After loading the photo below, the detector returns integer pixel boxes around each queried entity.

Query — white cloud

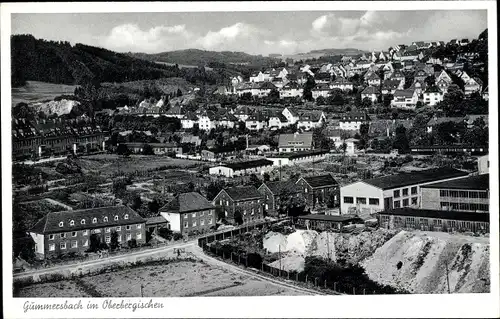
[101,23,193,52]
[98,11,487,55]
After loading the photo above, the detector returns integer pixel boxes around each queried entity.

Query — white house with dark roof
[423,86,444,106]
[296,111,326,131]
[339,112,371,131]
[391,89,419,109]
[279,82,303,98]
[159,192,216,234]
[330,77,354,91]
[340,167,469,217]
[282,107,300,124]
[268,114,289,130]
[361,86,379,103]
[209,159,274,177]
[312,83,332,99]
[278,132,313,152]
[29,206,146,258]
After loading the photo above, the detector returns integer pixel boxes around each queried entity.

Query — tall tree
[303,75,316,101]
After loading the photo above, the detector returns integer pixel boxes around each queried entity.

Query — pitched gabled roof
[259,82,277,90]
[259,180,299,196]
[363,167,469,190]
[379,208,489,222]
[427,116,465,126]
[366,72,380,80]
[160,192,214,214]
[424,85,442,94]
[421,174,489,190]
[382,79,402,90]
[278,132,313,148]
[361,86,379,95]
[299,174,339,188]
[30,206,145,234]
[393,89,416,98]
[221,159,274,171]
[224,186,263,201]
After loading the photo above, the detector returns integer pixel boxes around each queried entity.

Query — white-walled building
[423,86,444,106]
[478,154,489,175]
[282,107,300,124]
[361,86,379,103]
[340,167,469,217]
[391,89,419,109]
[280,82,303,98]
[209,159,274,177]
[339,112,371,131]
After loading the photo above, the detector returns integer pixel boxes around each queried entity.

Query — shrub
[172,233,183,241]
[128,239,137,248]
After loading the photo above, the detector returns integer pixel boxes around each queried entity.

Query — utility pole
[140,284,144,297]
[445,263,451,294]
[326,231,330,261]
[279,244,282,274]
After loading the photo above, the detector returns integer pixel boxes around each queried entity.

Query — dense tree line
[11,35,232,87]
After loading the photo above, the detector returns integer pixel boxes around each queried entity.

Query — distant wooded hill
[129,49,278,67]
[10,35,231,87]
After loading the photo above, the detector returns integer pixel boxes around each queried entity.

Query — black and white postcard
[1,1,498,318]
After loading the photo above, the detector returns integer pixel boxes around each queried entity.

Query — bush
[158,227,173,240]
[128,239,137,248]
[172,233,183,241]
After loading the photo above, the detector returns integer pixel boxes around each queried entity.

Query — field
[75,154,206,177]
[15,260,303,297]
[11,81,77,106]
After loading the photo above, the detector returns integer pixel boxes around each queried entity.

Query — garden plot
[16,260,303,297]
[15,281,91,298]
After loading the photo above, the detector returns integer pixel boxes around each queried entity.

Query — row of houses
[176,106,326,132]
[12,118,108,160]
[28,158,490,258]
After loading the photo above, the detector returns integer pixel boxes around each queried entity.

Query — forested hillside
[131,49,278,67]
[11,35,231,87]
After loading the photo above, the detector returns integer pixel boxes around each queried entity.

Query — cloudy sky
[12,10,487,55]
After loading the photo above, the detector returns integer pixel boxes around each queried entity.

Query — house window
[403,199,409,207]
[208,211,213,216]
[105,236,111,244]
[369,198,379,205]
[137,224,142,229]
[251,209,255,215]
[208,219,212,225]
[343,196,354,204]
[117,236,122,243]
[394,200,401,208]
[126,225,131,231]
[411,197,418,205]
[184,214,188,219]
[105,228,111,233]
[92,218,97,224]
[137,233,142,240]
[304,188,308,193]
[226,200,229,206]
[70,220,75,226]
[82,230,88,236]
[49,243,55,251]
[393,190,400,198]
[114,215,119,221]
[81,219,86,225]
[116,226,121,231]
[192,212,196,218]
[192,221,197,227]
[200,211,204,216]
[71,241,78,248]
[82,239,88,247]
[49,234,55,240]
[59,221,64,227]
[104,217,108,222]
[411,187,417,195]
[124,214,129,220]
[184,222,189,228]
[60,233,66,239]
[72,231,77,237]
[402,188,408,196]
[356,197,367,205]
[60,242,67,250]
